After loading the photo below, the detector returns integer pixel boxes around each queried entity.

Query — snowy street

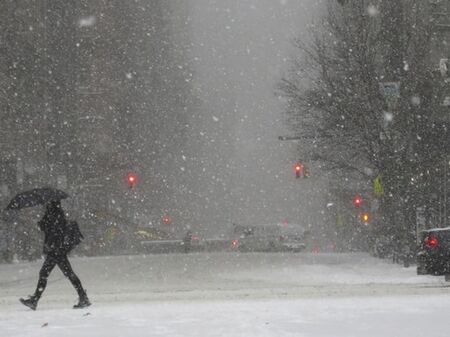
[1,252,450,337]
[2,0,450,336]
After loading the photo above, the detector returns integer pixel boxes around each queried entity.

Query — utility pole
[444,158,448,226]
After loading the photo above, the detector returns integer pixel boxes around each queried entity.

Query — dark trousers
[34,253,85,300]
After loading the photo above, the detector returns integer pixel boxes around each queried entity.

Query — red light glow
[127,173,137,187]
[312,246,320,254]
[425,235,439,248]
[353,195,362,207]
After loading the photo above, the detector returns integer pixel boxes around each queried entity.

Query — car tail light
[231,239,239,249]
[424,234,439,248]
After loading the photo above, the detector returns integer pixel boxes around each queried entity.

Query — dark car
[182,231,202,253]
[417,227,450,281]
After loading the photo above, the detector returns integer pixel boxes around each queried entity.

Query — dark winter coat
[37,201,67,255]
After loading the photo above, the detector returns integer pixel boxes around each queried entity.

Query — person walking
[19,200,91,310]
[183,230,193,253]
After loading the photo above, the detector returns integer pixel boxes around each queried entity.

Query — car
[416,227,450,280]
[278,224,309,252]
[182,231,202,253]
[230,223,308,252]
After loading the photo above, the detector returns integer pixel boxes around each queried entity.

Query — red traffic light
[127,173,137,188]
[353,195,362,207]
[294,163,303,178]
[162,215,172,225]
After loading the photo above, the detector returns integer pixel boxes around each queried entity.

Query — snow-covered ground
[1,252,450,336]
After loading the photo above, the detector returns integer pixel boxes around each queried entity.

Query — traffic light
[162,214,172,225]
[303,165,310,178]
[361,212,370,223]
[294,162,303,178]
[127,172,137,188]
[353,195,362,207]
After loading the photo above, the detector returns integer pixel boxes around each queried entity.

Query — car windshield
[1,1,450,336]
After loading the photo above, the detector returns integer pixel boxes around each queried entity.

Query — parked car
[278,224,309,252]
[231,223,308,252]
[417,227,450,281]
[182,231,202,253]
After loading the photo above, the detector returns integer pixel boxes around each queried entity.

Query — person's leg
[34,255,57,299]
[20,255,57,310]
[57,255,91,308]
[56,255,84,296]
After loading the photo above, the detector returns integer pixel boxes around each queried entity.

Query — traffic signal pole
[278,135,312,179]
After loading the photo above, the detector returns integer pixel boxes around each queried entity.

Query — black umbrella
[5,187,69,210]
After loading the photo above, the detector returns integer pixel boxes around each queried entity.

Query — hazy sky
[185,0,326,231]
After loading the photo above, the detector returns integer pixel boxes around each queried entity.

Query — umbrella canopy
[5,187,69,210]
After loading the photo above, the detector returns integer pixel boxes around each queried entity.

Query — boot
[20,296,38,311]
[73,291,91,309]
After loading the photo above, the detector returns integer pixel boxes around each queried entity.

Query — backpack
[63,220,84,252]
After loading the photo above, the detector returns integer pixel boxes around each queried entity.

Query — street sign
[373,175,384,197]
[380,82,400,110]
[380,82,400,98]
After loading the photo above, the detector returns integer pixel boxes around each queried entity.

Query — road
[1,252,450,336]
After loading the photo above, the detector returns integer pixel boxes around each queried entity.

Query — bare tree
[280,0,449,250]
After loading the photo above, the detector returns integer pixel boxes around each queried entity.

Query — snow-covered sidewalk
[1,252,450,336]
[2,296,450,337]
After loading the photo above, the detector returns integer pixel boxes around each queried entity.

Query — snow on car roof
[422,226,450,232]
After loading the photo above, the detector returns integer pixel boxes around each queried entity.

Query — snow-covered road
[1,252,450,336]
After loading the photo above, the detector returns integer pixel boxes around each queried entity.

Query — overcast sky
[184,0,326,231]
